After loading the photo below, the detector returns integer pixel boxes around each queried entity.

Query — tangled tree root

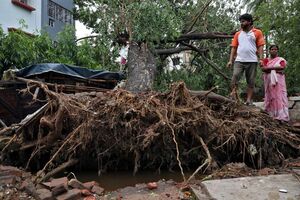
[1,80,300,183]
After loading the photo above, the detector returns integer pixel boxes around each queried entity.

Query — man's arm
[257,45,264,66]
[257,45,264,60]
[227,46,237,68]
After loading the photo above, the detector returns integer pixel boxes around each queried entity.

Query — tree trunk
[125,43,156,92]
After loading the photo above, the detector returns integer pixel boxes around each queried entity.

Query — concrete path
[200,174,300,200]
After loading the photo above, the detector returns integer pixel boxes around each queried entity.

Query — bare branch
[176,32,233,42]
[154,47,208,55]
[180,42,230,80]
[185,0,213,34]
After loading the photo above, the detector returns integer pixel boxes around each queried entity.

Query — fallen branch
[189,90,234,103]
[180,42,230,81]
[40,159,79,182]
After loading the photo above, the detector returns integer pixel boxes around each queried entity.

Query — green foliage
[74,0,246,92]
[154,1,238,94]
[74,0,186,73]
[76,39,101,69]
[0,24,112,76]
[0,27,5,63]
[53,25,77,64]
[1,30,36,69]
[74,0,182,43]
[125,1,182,42]
[248,0,300,94]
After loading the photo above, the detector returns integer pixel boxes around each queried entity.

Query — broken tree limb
[189,90,234,103]
[199,52,230,81]
[200,53,230,81]
[180,42,230,81]
[76,32,233,47]
[39,159,79,182]
[175,32,233,43]
[154,47,208,55]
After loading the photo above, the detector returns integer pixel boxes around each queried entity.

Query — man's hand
[227,61,233,68]
[259,59,264,67]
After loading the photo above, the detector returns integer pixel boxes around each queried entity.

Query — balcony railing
[11,0,35,12]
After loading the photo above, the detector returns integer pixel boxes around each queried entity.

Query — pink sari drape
[263,57,289,121]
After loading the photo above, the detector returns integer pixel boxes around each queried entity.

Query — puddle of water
[65,170,192,191]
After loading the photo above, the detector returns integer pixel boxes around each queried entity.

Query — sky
[75,20,92,39]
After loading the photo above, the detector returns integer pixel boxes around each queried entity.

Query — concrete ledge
[202,174,300,200]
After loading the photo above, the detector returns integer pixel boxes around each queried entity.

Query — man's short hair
[239,13,253,24]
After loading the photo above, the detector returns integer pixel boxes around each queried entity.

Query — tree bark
[125,43,157,92]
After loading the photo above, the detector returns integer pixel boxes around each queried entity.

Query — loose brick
[37,188,53,200]
[0,175,16,185]
[56,188,82,200]
[83,181,99,190]
[91,185,104,196]
[68,178,85,189]
[52,183,68,196]
[81,189,92,196]
[42,177,68,189]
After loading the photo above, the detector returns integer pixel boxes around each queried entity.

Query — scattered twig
[36,125,82,181]
[1,134,17,153]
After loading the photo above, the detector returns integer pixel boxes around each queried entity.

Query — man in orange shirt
[227,13,265,105]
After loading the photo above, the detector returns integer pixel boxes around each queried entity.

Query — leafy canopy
[247,0,300,94]
[0,25,107,75]
[74,0,197,43]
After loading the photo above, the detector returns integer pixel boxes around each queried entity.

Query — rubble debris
[146,182,158,190]
[0,165,106,200]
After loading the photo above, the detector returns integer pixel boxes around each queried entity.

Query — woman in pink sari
[261,45,289,121]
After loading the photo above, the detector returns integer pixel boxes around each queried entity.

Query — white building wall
[35,0,42,33]
[0,0,42,34]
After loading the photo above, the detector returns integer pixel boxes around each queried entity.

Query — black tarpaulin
[16,63,124,81]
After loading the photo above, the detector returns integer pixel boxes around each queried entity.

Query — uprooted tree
[74,0,239,92]
[1,80,300,183]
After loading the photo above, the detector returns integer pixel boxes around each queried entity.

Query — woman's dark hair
[269,44,279,50]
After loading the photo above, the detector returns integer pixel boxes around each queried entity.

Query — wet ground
[73,170,193,191]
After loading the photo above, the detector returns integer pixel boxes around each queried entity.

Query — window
[20,0,28,4]
[58,6,64,22]
[172,57,181,66]
[48,0,55,18]
[49,19,55,27]
[48,0,73,25]
[64,10,71,23]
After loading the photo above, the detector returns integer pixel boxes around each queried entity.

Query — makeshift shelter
[0,63,124,126]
